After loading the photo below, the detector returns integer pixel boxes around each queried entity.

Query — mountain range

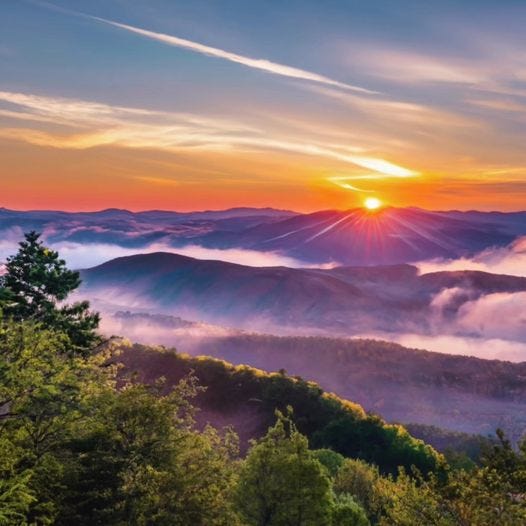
[80,252,526,335]
[2,206,526,265]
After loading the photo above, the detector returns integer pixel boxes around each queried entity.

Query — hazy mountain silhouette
[2,206,526,264]
[80,252,526,333]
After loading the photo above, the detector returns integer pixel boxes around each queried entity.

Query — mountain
[103,314,526,443]
[2,206,526,265]
[80,252,526,334]
[198,207,526,265]
[0,206,297,248]
[116,342,444,475]
[177,332,526,443]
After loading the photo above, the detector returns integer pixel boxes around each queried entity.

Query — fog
[0,236,324,269]
[357,332,526,362]
[417,236,526,277]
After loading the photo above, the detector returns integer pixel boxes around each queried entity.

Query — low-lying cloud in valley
[417,236,526,277]
[361,332,526,363]
[0,235,320,269]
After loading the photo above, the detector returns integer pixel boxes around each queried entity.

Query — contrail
[91,17,377,95]
[32,1,376,95]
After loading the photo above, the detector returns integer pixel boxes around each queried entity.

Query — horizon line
[1,204,525,215]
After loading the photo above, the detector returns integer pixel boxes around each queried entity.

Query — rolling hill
[115,342,445,475]
[80,252,526,334]
[106,314,526,444]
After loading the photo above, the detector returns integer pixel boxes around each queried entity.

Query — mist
[0,237,319,269]
[417,236,526,277]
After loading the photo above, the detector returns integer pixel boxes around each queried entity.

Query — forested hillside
[108,314,526,442]
[116,343,443,476]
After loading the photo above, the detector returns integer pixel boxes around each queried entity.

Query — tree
[0,316,113,524]
[379,470,457,526]
[314,416,443,476]
[331,494,369,526]
[0,231,100,354]
[235,410,333,526]
[57,379,240,526]
[313,449,345,477]
[334,459,386,523]
[0,438,35,525]
[444,430,526,525]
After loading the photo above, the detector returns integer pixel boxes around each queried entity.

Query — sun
[364,197,382,210]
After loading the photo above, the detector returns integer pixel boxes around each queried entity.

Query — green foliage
[331,494,370,526]
[443,429,526,525]
[0,317,114,523]
[123,346,445,476]
[313,449,345,477]
[377,435,526,526]
[235,410,334,526]
[0,317,239,525]
[379,470,457,526]
[0,231,100,354]
[0,317,108,459]
[333,459,385,522]
[0,438,35,526]
[57,382,240,526]
[313,416,442,476]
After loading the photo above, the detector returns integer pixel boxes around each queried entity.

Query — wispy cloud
[308,85,478,128]
[326,176,374,193]
[87,15,377,95]
[0,90,418,179]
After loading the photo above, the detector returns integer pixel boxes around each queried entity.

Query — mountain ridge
[80,251,526,341]
[2,206,526,265]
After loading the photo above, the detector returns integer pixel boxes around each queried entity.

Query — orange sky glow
[1,2,526,212]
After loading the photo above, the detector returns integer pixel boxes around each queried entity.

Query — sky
[1,0,526,212]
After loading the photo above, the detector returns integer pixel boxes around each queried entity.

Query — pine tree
[0,231,100,354]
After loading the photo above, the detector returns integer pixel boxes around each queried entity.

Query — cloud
[457,291,526,342]
[0,90,417,178]
[98,313,235,346]
[308,85,477,128]
[0,226,25,262]
[423,284,526,343]
[368,332,526,363]
[356,50,486,85]
[417,237,526,277]
[0,90,255,131]
[430,287,470,311]
[87,15,376,95]
[468,98,526,114]
[0,235,328,270]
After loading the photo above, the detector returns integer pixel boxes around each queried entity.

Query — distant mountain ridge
[204,206,526,265]
[2,206,525,265]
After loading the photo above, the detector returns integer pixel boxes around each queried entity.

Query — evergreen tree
[0,231,100,354]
